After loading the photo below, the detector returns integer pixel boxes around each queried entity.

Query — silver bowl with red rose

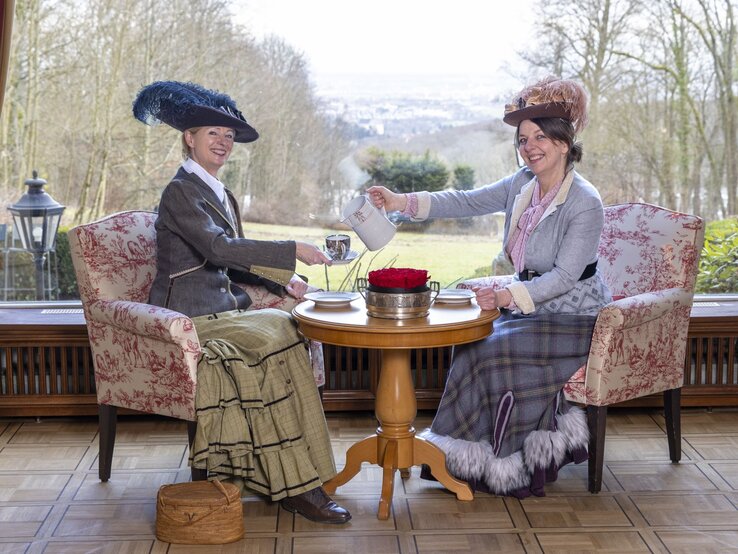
[356,277,440,319]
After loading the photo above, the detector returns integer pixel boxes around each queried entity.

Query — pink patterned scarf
[507,177,565,273]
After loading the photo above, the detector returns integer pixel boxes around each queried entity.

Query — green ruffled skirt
[190,309,336,500]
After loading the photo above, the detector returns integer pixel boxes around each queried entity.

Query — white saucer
[326,249,359,265]
[304,291,361,308]
[435,289,475,304]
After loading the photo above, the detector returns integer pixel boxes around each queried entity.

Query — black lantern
[7,170,66,300]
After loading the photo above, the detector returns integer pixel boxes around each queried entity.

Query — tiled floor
[1,408,738,553]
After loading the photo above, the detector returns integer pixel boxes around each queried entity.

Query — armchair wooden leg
[187,420,207,481]
[586,405,607,494]
[664,388,682,463]
[98,404,117,482]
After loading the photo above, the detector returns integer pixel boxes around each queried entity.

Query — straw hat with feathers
[503,76,589,134]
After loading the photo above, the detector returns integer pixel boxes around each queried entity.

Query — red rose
[368,268,429,289]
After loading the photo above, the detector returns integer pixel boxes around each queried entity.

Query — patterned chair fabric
[459,203,705,492]
[565,203,704,406]
[68,210,325,424]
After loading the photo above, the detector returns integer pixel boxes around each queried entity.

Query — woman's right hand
[366,186,407,212]
[296,242,332,266]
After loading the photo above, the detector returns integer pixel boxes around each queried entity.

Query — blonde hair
[181,127,201,159]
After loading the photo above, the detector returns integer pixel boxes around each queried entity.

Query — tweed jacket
[414,167,610,314]
[148,167,296,317]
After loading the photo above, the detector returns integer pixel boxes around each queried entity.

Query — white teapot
[341,195,396,251]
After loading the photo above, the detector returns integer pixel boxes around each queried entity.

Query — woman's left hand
[286,275,309,300]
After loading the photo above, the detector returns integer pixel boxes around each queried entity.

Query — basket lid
[158,480,240,506]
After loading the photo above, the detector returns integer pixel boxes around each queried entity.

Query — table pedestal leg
[324,348,473,519]
[323,435,378,495]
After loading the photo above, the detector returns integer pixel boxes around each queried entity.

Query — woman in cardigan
[132,81,350,524]
[368,76,612,497]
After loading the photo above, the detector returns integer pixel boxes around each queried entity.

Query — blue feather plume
[132,81,242,128]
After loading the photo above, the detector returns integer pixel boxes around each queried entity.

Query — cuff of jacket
[250,265,294,286]
[412,191,432,221]
[507,281,535,314]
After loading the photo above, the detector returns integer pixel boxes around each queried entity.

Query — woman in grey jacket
[132,81,350,524]
[368,76,612,498]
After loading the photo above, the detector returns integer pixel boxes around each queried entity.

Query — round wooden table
[293,297,499,520]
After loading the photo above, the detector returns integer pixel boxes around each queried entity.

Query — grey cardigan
[148,168,296,317]
[414,167,610,314]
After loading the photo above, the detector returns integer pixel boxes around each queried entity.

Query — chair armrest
[86,299,199,347]
[595,288,694,330]
[235,282,323,311]
[234,282,292,310]
[457,275,514,290]
[575,287,695,406]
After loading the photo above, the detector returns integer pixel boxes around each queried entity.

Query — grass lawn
[245,221,502,290]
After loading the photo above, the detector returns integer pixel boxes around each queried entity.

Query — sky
[232,0,535,81]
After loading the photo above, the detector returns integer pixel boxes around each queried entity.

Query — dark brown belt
[518,261,598,282]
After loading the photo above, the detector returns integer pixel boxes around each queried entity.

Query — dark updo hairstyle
[515,117,583,165]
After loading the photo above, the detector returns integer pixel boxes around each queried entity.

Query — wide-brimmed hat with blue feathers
[132,80,259,143]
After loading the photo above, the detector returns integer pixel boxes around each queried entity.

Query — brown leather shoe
[280,486,351,524]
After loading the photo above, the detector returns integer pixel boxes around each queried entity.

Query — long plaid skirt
[420,311,596,498]
[190,309,337,501]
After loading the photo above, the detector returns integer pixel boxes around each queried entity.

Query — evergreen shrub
[695,218,738,294]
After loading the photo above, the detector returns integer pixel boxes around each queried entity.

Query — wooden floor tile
[604,436,688,461]
[541,463,593,493]
[0,473,71,501]
[99,444,187,471]
[520,496,631,528]
[604,411,664,435]
[241,498,279,533]
[408,497,513,530]
[0,504,52,538]
[0,543,30,553]
[167,537,277,553]
[608,462,717,491]
[630,494,738,526]
[415,532,525,553]
[54,503,156,537]
[113,419,188,444]
[74,472,178,501]
[656,530,738,553]
[711,463,738,489]
[42,540,154,553]
[671,410,738,434]
[414,413,435,428]
[291,535,401,553]
[687,436,738,460]
[325,413,377,440]
[535,531,649,553]
[0,445,89,471]
[9,421,97,444]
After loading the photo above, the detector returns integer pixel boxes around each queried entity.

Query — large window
[0,0,735,299]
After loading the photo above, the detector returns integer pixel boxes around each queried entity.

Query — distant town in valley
[315,73,515,139]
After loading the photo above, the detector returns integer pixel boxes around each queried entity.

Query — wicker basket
[156,480,244,544]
